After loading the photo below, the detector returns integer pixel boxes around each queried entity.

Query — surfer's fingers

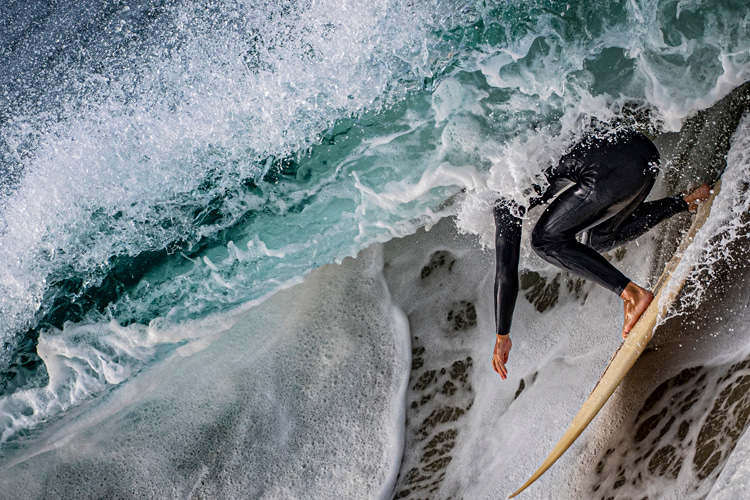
[492,357,508,379]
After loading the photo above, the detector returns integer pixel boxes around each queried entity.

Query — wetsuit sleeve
[587,195,689,253]
[494,200,523,337]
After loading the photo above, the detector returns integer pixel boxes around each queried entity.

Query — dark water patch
[519,269,593,313]
[635,407,669,444]
[694,369,750,480]
[420,250,456,280]
[411,346,425,371]
[591,357,750,497]
[514,370,540,400]
[446,301,477,331]
[648,445,680,478]
[413,370,437,392]
[520,270,561,312]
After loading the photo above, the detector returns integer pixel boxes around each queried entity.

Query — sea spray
[658,85,750,324]
[1,1,750,496]
[0,0,466,371]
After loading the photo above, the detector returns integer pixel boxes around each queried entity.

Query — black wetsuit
[494,131,689,337]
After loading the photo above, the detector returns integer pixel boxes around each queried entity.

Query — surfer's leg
[531,163,657,337]
[530,185,635,295]
[532,194,655,337]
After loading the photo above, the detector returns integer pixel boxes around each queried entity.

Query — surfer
[492,130,711,379]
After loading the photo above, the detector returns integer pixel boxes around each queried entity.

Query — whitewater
[1,0,750,498]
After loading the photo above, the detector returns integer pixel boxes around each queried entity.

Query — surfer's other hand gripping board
[509,181,721,498]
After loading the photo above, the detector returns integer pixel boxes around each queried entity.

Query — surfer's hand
[492,334,512,380]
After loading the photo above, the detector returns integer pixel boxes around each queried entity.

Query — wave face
[1,0,750,494]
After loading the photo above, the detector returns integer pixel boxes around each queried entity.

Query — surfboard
[509,181,722,498]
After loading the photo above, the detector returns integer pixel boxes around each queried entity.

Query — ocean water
[1,0,750,498]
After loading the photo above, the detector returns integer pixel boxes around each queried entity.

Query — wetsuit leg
[587,195,689,253]
[530,165,656,295]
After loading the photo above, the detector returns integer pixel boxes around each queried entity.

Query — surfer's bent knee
[529,226,565,264]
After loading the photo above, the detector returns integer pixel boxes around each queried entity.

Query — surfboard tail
[508,330,654,498]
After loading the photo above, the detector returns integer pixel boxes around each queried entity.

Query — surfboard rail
[509,181,721,498]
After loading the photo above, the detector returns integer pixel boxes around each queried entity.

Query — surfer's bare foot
[620,282,653,339]
[683,183,711,212]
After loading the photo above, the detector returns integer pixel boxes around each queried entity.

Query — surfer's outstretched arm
[492,200,523,379]
[586,183,711,253]
[586,195,689,252]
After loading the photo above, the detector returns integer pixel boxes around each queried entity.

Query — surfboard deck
[509,181,722,498]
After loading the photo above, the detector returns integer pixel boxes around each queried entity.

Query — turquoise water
[1,0,749,485]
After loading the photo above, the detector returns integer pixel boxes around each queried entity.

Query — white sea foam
[0,245,409,500]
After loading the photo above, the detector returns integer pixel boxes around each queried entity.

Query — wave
[1,0,750,489]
